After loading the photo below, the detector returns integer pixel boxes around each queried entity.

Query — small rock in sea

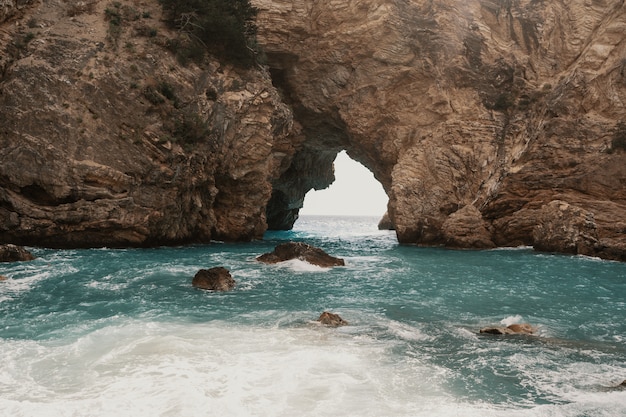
[0,275,8,281]
[317,311,348,327]
[257,242,345,268]
[192,267,235,291]
[0,244,35,263]
[479,323,536,335]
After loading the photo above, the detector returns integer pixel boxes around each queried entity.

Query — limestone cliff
[1,0,625,262]
[0,0,295,247]
[255,0,626,261]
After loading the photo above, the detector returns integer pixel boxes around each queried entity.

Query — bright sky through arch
[299,151,388,216]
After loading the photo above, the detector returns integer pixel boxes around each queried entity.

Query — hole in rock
[299,151,388,217]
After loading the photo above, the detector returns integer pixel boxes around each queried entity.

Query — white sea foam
[0,270,53,303]
[275,258,332,272]
[3,319,623,417]
[500,314,524,326]
[0,320,456,417]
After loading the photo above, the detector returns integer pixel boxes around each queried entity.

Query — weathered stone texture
[0,0,295,247]
[255,0,626,261]
[1,0,625,261]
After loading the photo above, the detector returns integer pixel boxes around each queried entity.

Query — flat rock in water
[317,311,348,327]
[0,244,35,262]
[257,242,344,268]
[480,323,536,335]
[192,267,235,291]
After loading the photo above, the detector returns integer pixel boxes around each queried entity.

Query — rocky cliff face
[0,0,295,247]
[255,0,626,261]
[1,0,625,261]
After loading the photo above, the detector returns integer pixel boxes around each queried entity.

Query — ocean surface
[1,215,625,417]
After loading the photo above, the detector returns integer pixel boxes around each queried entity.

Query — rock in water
[0,244,35,262]
[192,267,236,291]
[317,312,348,327]
[257,242,345,267]
[378,212,394,230]
[0,275,8,281]
[480,323,536,335]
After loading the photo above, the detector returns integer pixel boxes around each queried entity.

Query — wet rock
[0,244,35,262]
[378,212,394,230]
[480,323,536,335]
[0,275,8,281]
[441,205,495,249]
[257,242,345,267]
[533,200,598,257]
[192,267,235,291]
[317,312,348,327]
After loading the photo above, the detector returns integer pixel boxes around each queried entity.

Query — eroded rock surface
[255,0,626,261]
[192,267,236,291]
[0,0,295,247]
[0,244,35,262]
[317,311,348,327]
[257,242,345,267]
[1,0,625,261]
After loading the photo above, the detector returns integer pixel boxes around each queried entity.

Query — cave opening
[298,151,388,218]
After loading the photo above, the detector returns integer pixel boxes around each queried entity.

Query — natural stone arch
[256,0,626,261]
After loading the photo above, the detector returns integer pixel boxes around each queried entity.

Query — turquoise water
[1,215,625,416]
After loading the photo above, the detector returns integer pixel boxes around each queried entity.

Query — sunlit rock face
[255,0,626,261]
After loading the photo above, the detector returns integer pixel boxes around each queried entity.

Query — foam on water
[4,318,623,417]
[1,216,625,416]
[272,258,333,272]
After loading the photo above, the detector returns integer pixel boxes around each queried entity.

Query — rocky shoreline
[0,0,625,261]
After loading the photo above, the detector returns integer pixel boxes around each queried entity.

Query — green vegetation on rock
[159,0,259,67]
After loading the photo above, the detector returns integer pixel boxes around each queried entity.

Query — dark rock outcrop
[0,244,35,262]
[378,212,394,231]
[480,323,536,335]
[257,242,345,267]
[192,267,235,291]
[317,311,348,327]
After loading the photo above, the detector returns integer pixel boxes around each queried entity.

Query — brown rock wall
[255,0,626,261]
[0,0,295,247]
[1,0,625,261]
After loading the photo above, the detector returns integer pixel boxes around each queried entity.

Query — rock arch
[256,0,626,260]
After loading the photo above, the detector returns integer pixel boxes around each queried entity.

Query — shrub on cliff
[159,0,259,67]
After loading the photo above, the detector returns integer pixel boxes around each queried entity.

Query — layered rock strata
[255,0,626,261]
[1,0,625,262]
[0,0,295,247]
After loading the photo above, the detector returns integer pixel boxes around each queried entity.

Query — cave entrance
[299,151,388,218]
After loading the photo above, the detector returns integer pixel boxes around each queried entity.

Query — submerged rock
[0,244,35,263]
[317,312,348,327]
[256,242,345,267]
[192,267,236,292]
[479,323,536,335]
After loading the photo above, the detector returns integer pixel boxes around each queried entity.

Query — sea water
[1,215,625,417]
